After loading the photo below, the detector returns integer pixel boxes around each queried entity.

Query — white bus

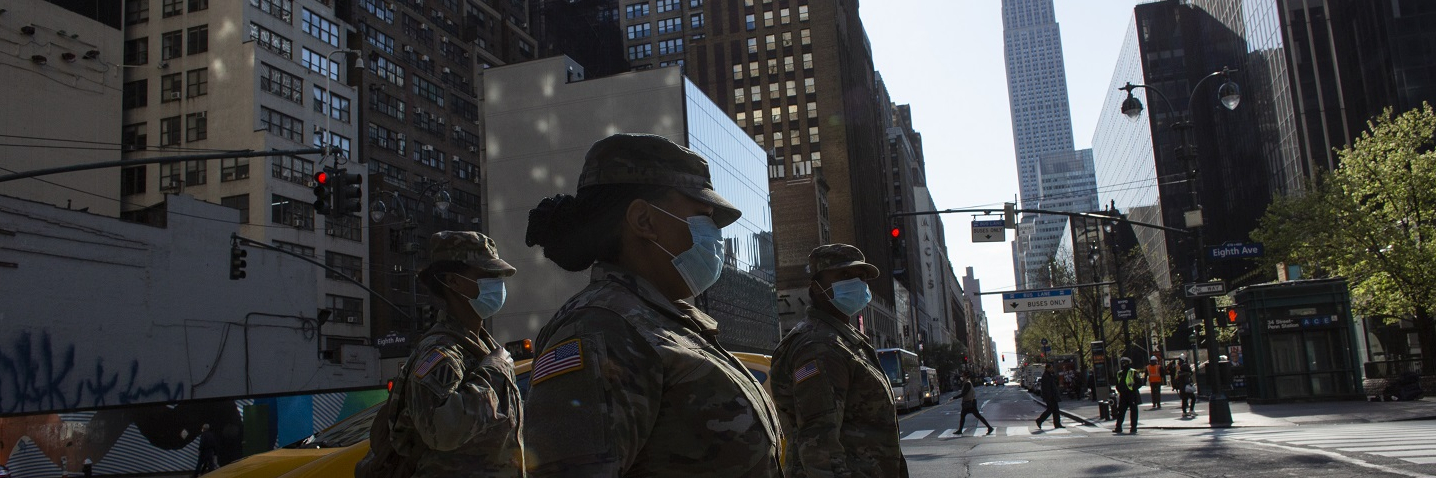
[877,348,922,411]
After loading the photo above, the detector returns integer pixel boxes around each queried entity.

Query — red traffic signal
[314,171,329,185]
[890,227,901,238]
[1226,308,1240,326]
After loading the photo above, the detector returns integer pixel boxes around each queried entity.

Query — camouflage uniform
[389,231,525,476]
[771,244,908,477]
[523,263,783,476]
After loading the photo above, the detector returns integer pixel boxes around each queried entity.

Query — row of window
[122,68,208,109]
[626,0,704,19]
[628,38,686,59]
[119,112,207,150]
[744,5,809,31]
[745,29,812,55]
[125,25,208,63]
[125,0,209,25]
[734,101,820,127]
[731,53,814,81]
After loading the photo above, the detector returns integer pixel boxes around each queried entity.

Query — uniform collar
[591,261,720,335]
[805,306,868,349]
[431,315,496,352]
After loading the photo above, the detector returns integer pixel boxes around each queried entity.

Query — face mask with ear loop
[445,275,507,318]
[648,204,725,297]
[820,278,872,316]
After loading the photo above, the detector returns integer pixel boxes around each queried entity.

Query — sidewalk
[1030,390,1436,429]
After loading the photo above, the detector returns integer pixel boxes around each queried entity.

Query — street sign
[1001,288,1075,313]
[1184,281,1227,298]
[1207,242,1264,260]
[971,219,1006,243]
[1110,297,1137,321]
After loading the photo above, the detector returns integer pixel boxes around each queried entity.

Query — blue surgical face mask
[448,276,507,318]
[650,204,725,297]
[822,278,872,316]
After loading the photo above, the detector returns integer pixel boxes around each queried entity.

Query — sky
[859,0,1142,375]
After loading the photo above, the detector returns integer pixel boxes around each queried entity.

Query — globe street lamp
[1115,67,1240,427]
[370,180,454,331]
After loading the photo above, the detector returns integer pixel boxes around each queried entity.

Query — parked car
[206,353,774,478]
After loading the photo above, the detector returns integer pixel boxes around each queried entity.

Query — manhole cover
[978,460,1029,466]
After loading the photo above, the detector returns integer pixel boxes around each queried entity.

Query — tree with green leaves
[1253,103,1436,374]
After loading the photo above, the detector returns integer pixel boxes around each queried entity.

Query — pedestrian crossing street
[900,425,1113,440]
[1169,422,1436,466]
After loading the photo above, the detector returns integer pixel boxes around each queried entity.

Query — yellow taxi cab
[207,352,773,478]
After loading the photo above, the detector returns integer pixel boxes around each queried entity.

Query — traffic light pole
[0,148,325,183]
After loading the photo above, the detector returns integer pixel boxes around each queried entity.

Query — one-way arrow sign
[1184,281,1227,298]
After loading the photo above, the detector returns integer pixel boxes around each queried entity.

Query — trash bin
[1098,400,1111,420]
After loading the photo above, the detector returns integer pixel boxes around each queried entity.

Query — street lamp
[322,49,364,167]
[1115,66,1240,427]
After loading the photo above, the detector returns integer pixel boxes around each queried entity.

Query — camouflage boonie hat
[807,243,880,280]
[577,133,742,227]
[428,231,516,277]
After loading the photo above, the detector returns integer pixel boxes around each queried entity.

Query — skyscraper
[1001,0,1098,288]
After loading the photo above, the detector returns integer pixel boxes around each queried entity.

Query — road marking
[937,429,961,438]
[901,430,933,440]
[1006,427,1031,436]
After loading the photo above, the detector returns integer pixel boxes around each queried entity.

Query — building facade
[117,0,371,351]
[482,56,779,353]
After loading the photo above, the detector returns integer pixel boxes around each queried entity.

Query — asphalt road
[898,384,1436,478]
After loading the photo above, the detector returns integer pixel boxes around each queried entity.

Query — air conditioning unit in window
[453,126,463,133]
[436,117,445,125]
[467,146,478,153]
[403,45,413,53]
[441,36,449,43]
[397,133,406,140]
[414,107,423,114]
[344,316,358,324]
[442,67,451,74]
[196,111,206,118]
[168,92,182,100]
[421,55,430,61]
[421,145,434,151]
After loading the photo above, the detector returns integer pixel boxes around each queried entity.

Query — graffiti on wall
[0,330,186,415]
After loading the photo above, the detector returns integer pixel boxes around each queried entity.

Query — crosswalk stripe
[1007,426,1031,436]
[1212,422,1436,466]
[901,430,933,440]
[1079,426,1107,434]
[1339,444,1436,452]
[937,429,960,439]
[1406,457,1436,465]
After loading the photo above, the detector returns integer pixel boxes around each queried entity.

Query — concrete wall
[0,194,378,416]
[0,1,123,217]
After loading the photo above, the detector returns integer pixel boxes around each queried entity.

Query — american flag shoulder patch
[794,360,821,384]
[531,338,585,385]
[412,350,446,378]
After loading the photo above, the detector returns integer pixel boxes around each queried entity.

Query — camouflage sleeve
[404,346,510,452]
[785,343,852,478]
[524,308,662,477]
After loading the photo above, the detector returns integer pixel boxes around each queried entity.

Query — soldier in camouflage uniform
[363,231,526,476]
[522,133,783,477]
[771,244,910,477]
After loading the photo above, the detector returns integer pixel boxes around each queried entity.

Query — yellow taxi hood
[201,448,338,478]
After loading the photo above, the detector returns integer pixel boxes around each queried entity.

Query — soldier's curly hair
[525,184,671,272]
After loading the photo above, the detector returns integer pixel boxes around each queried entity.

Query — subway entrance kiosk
[1233,278,1364,403]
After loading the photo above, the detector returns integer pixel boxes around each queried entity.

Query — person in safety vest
[1113,357,1141,434]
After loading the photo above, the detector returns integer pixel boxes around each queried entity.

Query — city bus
[919,366,942,406]
[876,348,922,411]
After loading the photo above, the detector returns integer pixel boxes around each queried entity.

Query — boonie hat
[807,243,880,280]
[429,231,516,277]
[577,133,742,227]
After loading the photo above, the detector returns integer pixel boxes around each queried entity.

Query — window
[745,14,755,30]
[656,0,679,13]
[313,86,351,122]
[809,126,820,143]
[735,112,747,127]
[184,160,206,185]
[803,53,813,69]
[126,0,150,25]
[732,64,742,80]
[260,63,303,103]
[121,166,146,196]
[220,195,249,223]
[250,23,293,59]
[763,11,773,27]
[260,107,303,142]
[302,9,341,47]
[325,251,363,281]
[124,38,148,65]
[747,38,758,54]
[784,56,794,72]
[658,17,681,35]
[160,163,180,189]
[787,104,797,121]
[627,44,652,60]
[186,25,208,55]
[312,130,352,161]
[251,0,293,22]
[414,143,445,170]
[799,5,809,21]
[412,75,444,106]
[453,158,479,182]
[626,23,650,40]
[807,101,817,119]
[362,0,393,23]
[272,240,315,257]
[750,85,760,102]
[804,77,815,94]
[367,123,405,154]
[302,48,338,80]
[271,194,314,230]
[369,89,406,119]
[766,34,775,51]
[365,27,395,54]
[160,30,182,60]
[780,7,790,24]
[369,160,407,187]
[691,0,703,6]
[123,80,148,109]
[325,295,364,324]
[691,13,704,28]
[271,154,314,184]
[767,58,777,75]
[368,55,404,86]
[326,215,362,241]
[625,3,649,18]
[768,82,779,99]
[749,61,758,77]
[734,87,745,104]
[786,80,796,96]
[159,116,181,146]
[658,38,683,55]
[185,112,207,142]
[160,73,181,102]
[122,123,147,150]
[186,68,208,97]
[782,31,792,47]
[221,158,249,182]
[188,0,208,12]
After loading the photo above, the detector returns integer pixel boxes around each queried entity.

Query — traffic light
[1225,308,1241,327]
[961,355,969,364]
[332,168,364,216]
[1003,202,1016,229]
[890,225,901,239]
[505,339,535,360]
[312,170,331,216]
[229,245,247,280]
